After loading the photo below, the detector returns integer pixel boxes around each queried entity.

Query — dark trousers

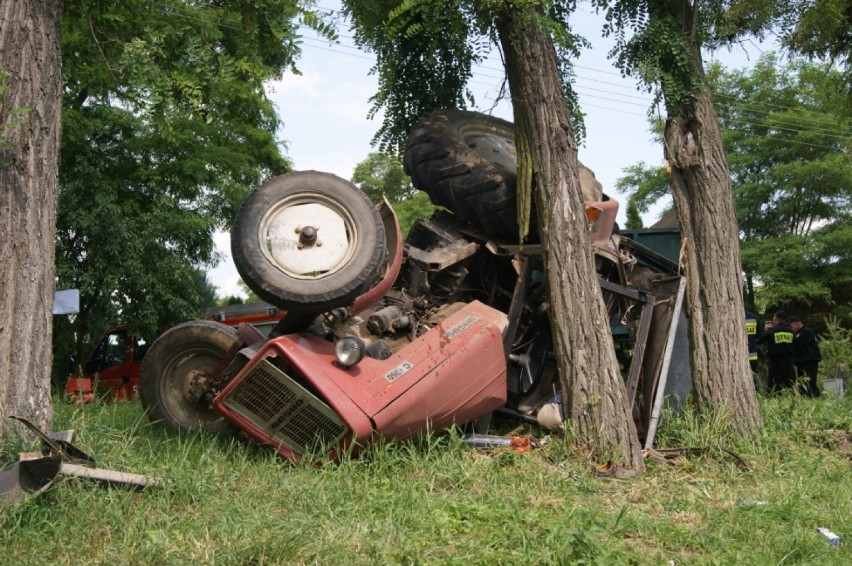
[767,357,795,392]
[795,361,821,397]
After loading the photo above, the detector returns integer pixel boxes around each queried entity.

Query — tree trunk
[0,0,63,437]
[497,4,644,471]
[658,1,762,432]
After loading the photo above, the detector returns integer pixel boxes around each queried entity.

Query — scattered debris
[823,363,847,399]
[0,457,63,510]
[594,461,639,479]
[58,463,163,489]
[9,415,95,463]
[535,394,564,432]
[817,527,842,546]
[464,434,540,453]
[643,446,752,471]
[736,499,768,507]
[826,429,851,459]
[0,416,162,511]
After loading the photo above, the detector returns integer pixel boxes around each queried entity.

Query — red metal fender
[585,196,619,244]
[350,197,403,316]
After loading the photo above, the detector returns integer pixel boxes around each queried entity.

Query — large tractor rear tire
[404,110,522,242]
[404,110,604,243]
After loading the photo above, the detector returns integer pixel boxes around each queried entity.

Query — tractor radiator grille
[220,359,348,455]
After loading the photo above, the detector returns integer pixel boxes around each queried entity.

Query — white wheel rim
[259,193,358,279]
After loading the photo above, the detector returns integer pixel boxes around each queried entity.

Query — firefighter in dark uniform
[745,310,761,374]
[757,311,795,392]
[789,316,822,397]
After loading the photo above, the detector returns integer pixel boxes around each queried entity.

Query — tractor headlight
[335,335,365,368]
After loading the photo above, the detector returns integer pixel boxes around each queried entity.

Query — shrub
[818,315,852,384]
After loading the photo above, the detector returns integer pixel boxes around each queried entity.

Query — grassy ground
[1,393,849,565]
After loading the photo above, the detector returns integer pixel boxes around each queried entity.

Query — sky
[209,2,771,298]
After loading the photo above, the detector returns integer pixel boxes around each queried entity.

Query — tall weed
[818,315,852,384]
[652,403,737,448]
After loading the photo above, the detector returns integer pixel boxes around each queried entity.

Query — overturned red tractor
[140,110,682,461]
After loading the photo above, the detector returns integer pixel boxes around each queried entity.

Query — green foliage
[615,161,670,217]
[624,199,644,229]
[743,226,852,313]
[818,315,852,381]
[595,0,850,108]
[238,280,263,304]
[594,0,706,109]
[392,191,437,238]
[344,0,483,152]
[351,152,415,203]
[700,1,852,89]
[711,56,850,231]
[343,0,588,152]
[351,152,435,237]
[617,56,851,317]
[704,0,782,48]
[780,0,852,81]
[53,0,324,377]
[712,56,851,313]
[214,281,263,305]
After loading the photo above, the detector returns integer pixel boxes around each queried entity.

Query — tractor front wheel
[140,320,240,434]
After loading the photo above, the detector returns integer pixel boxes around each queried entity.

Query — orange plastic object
[65,378,94,405]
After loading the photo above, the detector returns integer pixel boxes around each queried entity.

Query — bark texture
[0,0,62,437]
[658,0,762,433]
[497,5,644,471]
[666,91,762,431]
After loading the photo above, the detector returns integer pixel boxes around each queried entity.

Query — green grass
[2,393,850,565]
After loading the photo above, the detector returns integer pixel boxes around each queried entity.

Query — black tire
[404,110,522,242]
[232,171,385,312]
[139,320,240,434]
[404,110,605,243]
